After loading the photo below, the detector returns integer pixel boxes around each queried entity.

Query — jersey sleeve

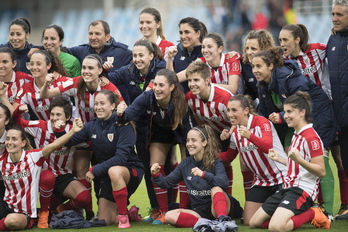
[307,135,324,159]
[227,56,242,76]
[248,119,273,153]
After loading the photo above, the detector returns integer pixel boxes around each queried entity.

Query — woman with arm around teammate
[150,124,243,228]
[249,91,331,231]
[220,94,287,225]
[0,118,83,231]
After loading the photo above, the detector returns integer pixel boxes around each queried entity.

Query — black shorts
[193,194,243,220]
[98,167,144,202]
[247,184,283,203]
[0,199,34,229]
[261,187,314,216]
[53,173,77,197]
[150,124,175,144]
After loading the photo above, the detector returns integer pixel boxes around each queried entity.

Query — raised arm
[42,118,83,157]
[40,73,63,99]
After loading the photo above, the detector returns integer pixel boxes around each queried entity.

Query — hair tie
[193,127,207,141]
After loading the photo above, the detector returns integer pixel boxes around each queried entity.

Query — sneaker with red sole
[128,205,142,222]
[37,211,49,228]
[152,211,166,225]
[310,207,331,229]
[116,214,131,228]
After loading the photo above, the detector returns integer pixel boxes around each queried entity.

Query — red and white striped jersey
[200,54,244,94]
[223,115,287,186]
[57,76,123,123]
[15,76,69,121]
[6,71,33,104]
[284,43,331,99]
[283,124,324,201]
[186,84,232,133]
[15,117,76,176]
[0,149,44,218]
[157,37,174,60]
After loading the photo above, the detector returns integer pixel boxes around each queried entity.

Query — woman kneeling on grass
[55,89,145,229]
[249,91,331,231]
[150,124,243,228]
[0,118,83,231]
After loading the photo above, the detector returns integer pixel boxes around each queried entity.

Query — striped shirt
[283,124,324,201]
[0,149,44,218]
[186,84,232,133]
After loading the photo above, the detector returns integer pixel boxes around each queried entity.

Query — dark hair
[228,94,257,116]
[42,24,65,41]
[203,32,224,48]
[243,29,276,63]
[48,96,72,120]
[179,17,208,43]
[0,47,18,71]
[97,89,120,107]
[281,24,309,52]
[140,7,166,40]
[89,20,110,35]
[6,125,33,151]
[32,50,69,76]
[78,54,103,103]
[186,60,211,80]
[191,124,220,170]
[156,69,187,130]
[253,46,284,69]
[0,104,13,131]
[133,40,163,60]
[284,91,312,123]
[9,17,31,34]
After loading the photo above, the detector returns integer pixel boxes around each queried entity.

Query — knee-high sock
[225,165,233,195]
[152,165,168,212]
[291,208,315,230]
[64,190,91,210]
[78,179,93,212]
[213,192,228,217]
[179,180,189,209]
[175,212,199,227]
[39,170,55,212]
[0,218,10,231]
[242,170,254,200]
[319,156,334,214]
[112,187,128,215]
[338,169,348,205]
[171,162,179,203]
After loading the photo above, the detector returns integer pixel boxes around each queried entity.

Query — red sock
[225,165,233,195]
[172,162,179,202]
[261,220,270,229]
[39,170,55,212]
[338,170,348,204]
[213,192,228,217]
[0,218,9,231]
[112,187,128,215]
[49,194,61,211]
[179,180,189,208]
[152,165,168,212]
[317,183,323,204]
[78,179,93,212]
[291,208,315,230]
[175,212,199,227]
[242,170,254,200]
[64,190,91,210]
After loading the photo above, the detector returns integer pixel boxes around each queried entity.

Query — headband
[193,127,207,141]
[231,97,248,108]
[85,55,102,67]
[36,50,51,63]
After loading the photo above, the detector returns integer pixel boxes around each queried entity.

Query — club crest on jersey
[311,140,320,151]
[107,133,114,142]
[263,123,271,132]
